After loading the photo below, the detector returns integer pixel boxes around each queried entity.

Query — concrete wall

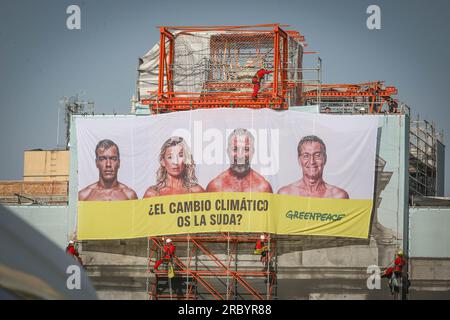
[5,205,69,250]
[407,207,450,299]
[410,258,450,280]
[7,203,450,299]
[410,207,450,258]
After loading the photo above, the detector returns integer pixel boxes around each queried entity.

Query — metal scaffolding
[138,24,306,111]
[304,81,407,114]
[146,234,277,300]
[409,116,443,197]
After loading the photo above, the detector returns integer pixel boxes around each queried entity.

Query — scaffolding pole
[146,234,277,300]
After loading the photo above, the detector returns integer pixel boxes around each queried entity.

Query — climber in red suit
[252,69,273,100]
[153,238,176,271]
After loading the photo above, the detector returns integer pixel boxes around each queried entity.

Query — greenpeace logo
[285,211,346,222]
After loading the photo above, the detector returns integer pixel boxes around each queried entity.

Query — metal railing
[309,101,410,116]
[0,194,68,206]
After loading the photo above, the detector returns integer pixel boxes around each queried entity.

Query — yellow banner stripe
[77,192,373,240]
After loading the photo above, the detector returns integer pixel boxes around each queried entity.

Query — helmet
[397,250,404,256]
[69,240,74,244]
[260,234,266,240]
[166,238,172,244]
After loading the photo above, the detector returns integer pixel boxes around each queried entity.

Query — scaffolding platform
[304,81,402,114]
[146,234,277,300]
[137,24,306,112]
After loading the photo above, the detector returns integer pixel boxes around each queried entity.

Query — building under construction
[409,117,445,198]
[1,24,449,300]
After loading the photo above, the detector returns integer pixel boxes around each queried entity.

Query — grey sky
[1,0,449,194]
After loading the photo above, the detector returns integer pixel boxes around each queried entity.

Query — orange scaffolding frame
[140,24,305,112]
[146,234,277,300]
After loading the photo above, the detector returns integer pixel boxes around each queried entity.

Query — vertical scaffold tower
[138,24,306,112]
[146,234,277,300]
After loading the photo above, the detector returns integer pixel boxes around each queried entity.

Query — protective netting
[137,30,303,103]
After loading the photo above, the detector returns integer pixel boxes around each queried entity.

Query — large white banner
[75,108,378,239]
